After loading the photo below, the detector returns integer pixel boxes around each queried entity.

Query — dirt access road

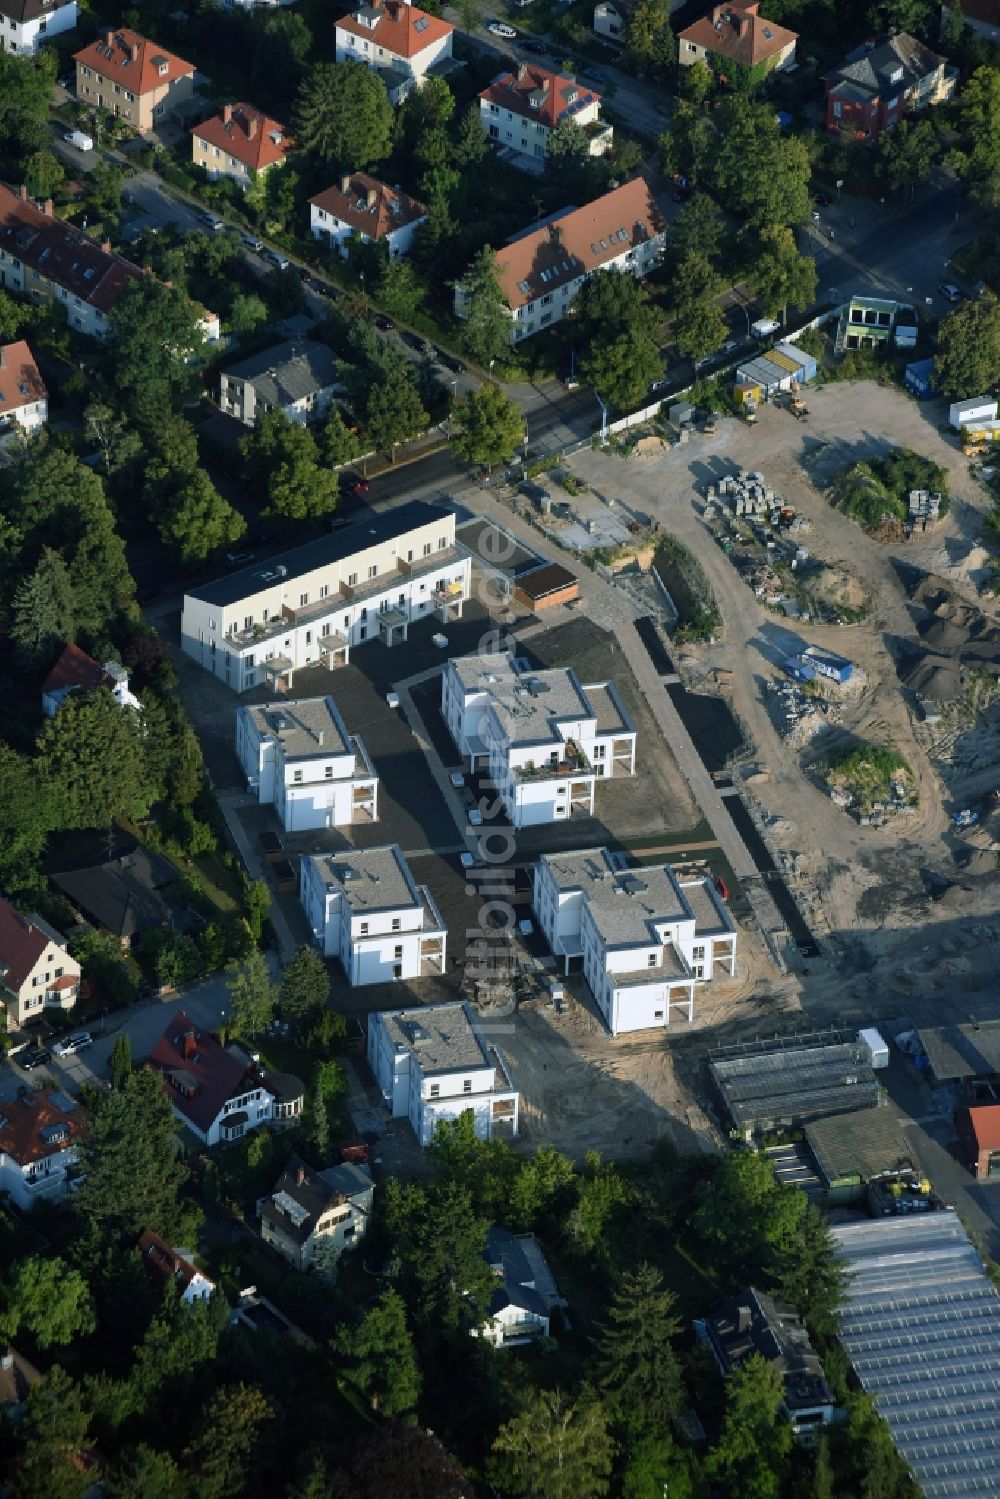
[564,381,1000,1021]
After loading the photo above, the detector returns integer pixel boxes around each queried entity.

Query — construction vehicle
[743,396,758,425]
[789,397,809,421]
[703,412,718,436]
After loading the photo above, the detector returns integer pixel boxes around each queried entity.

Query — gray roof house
[259,1153,374,1273]
[472,1227,567,1348]
[219,338,342,427]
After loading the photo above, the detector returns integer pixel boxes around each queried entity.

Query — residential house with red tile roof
[73,27,195,133]
[824,32,954,141]
[679,2,797,78]
[0,340,45,434]
[0,1085,86,1209]
[41,643,141,717]
[458,176,666,343]
[0,0,78,58]
[335,0,454,103]
[0,897,80,1030]
[0,183,142,339]
[148,1010,303,1146]
[309,172,426,259]
[479,64,612,172]
[137,1230,217,1302]
[191,102,292,193]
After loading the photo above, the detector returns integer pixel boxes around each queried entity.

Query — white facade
[0,905,80,1031]
[180,500,470,695]
[441,652,636,829]
[42,657,141,718]
[334,3,453,105]
[533,849,737,1035]
[309,197,424,260]
[236,697,378,832]
[367,1001,519,1146]
[479,70,612,170]
[0,1090,82,1211]
[0,1135,78,1210]
[0,0,77,56]
[300,845,446,986]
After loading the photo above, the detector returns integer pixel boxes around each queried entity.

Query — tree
[321,406,361,469]
[582,329,662,412]
[10,1365,91,1499]
[229,292,269,334]
[507,1144,576,1231]
[692,1149,806,1276]
[280,945,331,1030]
[328,1425,467,1499]
[241,409,339,523]
[670,192,727,264]
[565,1151,633,1262]
[375,255,425,319]
[622,1434,697,1499]
[681,57,714,105]
[104,1446,187,1499]
[592,1262,683,1435]
[0,51,57,159]
[671,251,727,362]
[0,287,23,342]
[226,948,277,1038]
[365,367,429,460]
[36,687,154,829]
[10,546,75,667]
[876,117,939,204]
[24,147,64,199]
[659,101,716,185]
[158,469,245,566]
[74,1067,190,1240]
[457,247,511,367]
[624,0,676,78]
[450,383,525,467]
[453,103,488,167]
[753,224,817,323]
[546,118,595,200]
[489,1390,615,1499]
[83,401,143,477]
[91,160,123,218]
[2,1257,95,1348]
[110,1032,133,1091]
[107,279,205,418]
[811,1437,834,1499]
[245,877,270,942]
[773,1200,845,1341]
[0,745,59,892]
[334,1289,421,1415]
[713,99,812,228]
[294,60,392,167]
[184,1384,274,1498]
[934,289,1000,400]
[129,1296,228,1414]
[705,1355,794,1499]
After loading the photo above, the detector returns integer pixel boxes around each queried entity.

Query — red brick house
[824,31,955,141]
[958,1104,1000,1181]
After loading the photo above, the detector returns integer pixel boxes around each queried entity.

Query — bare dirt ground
[562,381,1000,1027]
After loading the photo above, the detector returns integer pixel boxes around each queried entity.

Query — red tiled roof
[335,0,453,59]
[480,64,601,130]
[494,175,665,310]
[0,899,53,994]
[191,102,292,173]
[0,1087,86,1167]
[147,1010,256,1134]
[41,643,112,698]
[968,1105,1000,1152]
[310,173,426,239]
[0,340,45,415]
[680,2,797,67]
[0,183,142,316]
[137,1229,212,1296]
[73,27,194,96]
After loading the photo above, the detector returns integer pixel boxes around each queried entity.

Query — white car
[449,771,466,789]
[52,1031,93,1057]
[468,808,484,826]
[488,21,517,37]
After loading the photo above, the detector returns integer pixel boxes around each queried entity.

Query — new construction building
[235,696,378,832]
[533,848,736,1035]
[441,652,635,828]
[180,501,470,694]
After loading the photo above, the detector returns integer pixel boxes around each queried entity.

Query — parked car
[435,348,465,374]
[262,249,290,270]
[582,66,607,81]
[488,20,517,36]
[468,808,484,826]
[19,1046,51,1071]
[449,771,466,789]
[400,330,426,353]
[815,194,832,208]
[225,549,254,567]
[64,129,94,152]
[938,282,962,302]
[341,474,370,495]
[375,314,395,331]
[242,234,263,252]
[520,39,547,54]
[53,1032,93,1057]
[199,210,225,232]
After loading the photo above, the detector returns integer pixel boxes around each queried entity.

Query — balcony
[514,744,593,783]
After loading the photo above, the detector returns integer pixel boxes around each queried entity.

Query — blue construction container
[804,647,853,684]
[905,358,935,400]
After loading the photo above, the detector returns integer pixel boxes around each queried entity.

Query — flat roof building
[710,1030,880,1138]
[235,696,377,832]
[916,1020,1000,1083]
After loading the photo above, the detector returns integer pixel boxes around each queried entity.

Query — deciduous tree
[489,1390,615,1499]
[670,192,727,264]
[705,1354,793,1499]
[158,469,245,566]
[229,292,268,334]
[450,382,525,467]
[713,99,812,228]
[753,224,817,323]
[0,746,59,893]
[456,247,511,367]
[10,1365,91,1499]
[671,250,727,362]
[624,0,676,78]
[24,147,64,199]
[294,60,392,168]
[876,116,940,204]
[107,279,205,419]
[104,1446,187,1499]
[934,289,1000,399]
[321,406,361,469]
[364,367,429,460]
[2,1257,95,1348]
[184,1384,274,1498]
[334,1289,421,1415]
[328,1425,467,1499]
[280,945,331,1030]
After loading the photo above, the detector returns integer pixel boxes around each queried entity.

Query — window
[430,1083,440,1098]
[647,953,657,968]
[319,583,329,598]
[394,945,403,959]
[368,564,377,579]
[692,945,705,959]
[391,918,401,931]
[359,922,369,935]
[406,549,413,562]
[293,769,303,783]
[438,536,446,550]
[325,765,334,779]
[423,542,431,556]
[463,1079,472,1094]
[321,623,331,637]
[348,572,358,586]
[299,593,308,606]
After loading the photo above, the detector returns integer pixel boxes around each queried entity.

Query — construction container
[858,1027,890,1069]
[950,396,998,431]
[905,358,935,399]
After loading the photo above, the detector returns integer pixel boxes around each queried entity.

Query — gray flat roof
[222,338,340,407]
[582,681,630,735]
[710,1031,880,1130]
[188,500,454,609]
[804,1103,913,1186]
[678,877,734,938]
[917,1021,1000,1081]
[379,1000,490,1074]
[243,697,350,761]
[448,652,630,749]
[308,844,418,912]
[832,1211,1000,1497]
[540,847,694,945]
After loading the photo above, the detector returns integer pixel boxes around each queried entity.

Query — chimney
[517,62,528,81]
[101,238,111,253]
[295,1166,306,1186]
[340,173,351,193]
[103,27,114,44]
[43,199,53,218]
[19,184,27,200]
[0,348,5,370]
[549,223,562,245]
[223,102,233,125]
[317,730,324,746]
[366,187,377,209]
[129,41,140,62]
[182,1030,197,1059]
[248,116,258,140]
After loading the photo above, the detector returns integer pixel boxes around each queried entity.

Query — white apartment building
[441,652,636,828]
[533,848,737,1035]
[0,340,46,432]
[309,174,427,260]
[235,696,378,832]
[457,176,666,344]
[368,1001,519,1145]
[0,0,77,56]
[180,500,470,695]
[300,845,447,986]
[479,64,612,171]
[335,0,454,104]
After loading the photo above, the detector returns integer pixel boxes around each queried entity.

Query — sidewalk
[216,790,303,962]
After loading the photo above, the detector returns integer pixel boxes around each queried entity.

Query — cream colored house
[74,27,195,133]
[191,102,292,192]
[0,897,80,1030]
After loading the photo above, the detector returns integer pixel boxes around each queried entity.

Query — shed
[774,341,816,383]
[804,1104,913,1203]
[915,1020,1000,1082]
[894,324,918,349]
[513,562,579,612]
[668,401,695,428]
[904,358,935,399]
[957,1104,1000,1180]
[709,1029,880,1138]
[949,396,998,431]
[803,646,853,684]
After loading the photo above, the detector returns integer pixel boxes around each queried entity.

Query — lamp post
[595,392,608,444]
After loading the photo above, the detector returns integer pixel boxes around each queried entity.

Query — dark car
[20,1046,51,1071]
[375,314,396,331]
[400,330,425,353]
[341,474,370,495]
[520,39,547,54]
[435,348,465,374]
[582,66,607,82]
[672,187,691,204]
[815,194,832,207]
